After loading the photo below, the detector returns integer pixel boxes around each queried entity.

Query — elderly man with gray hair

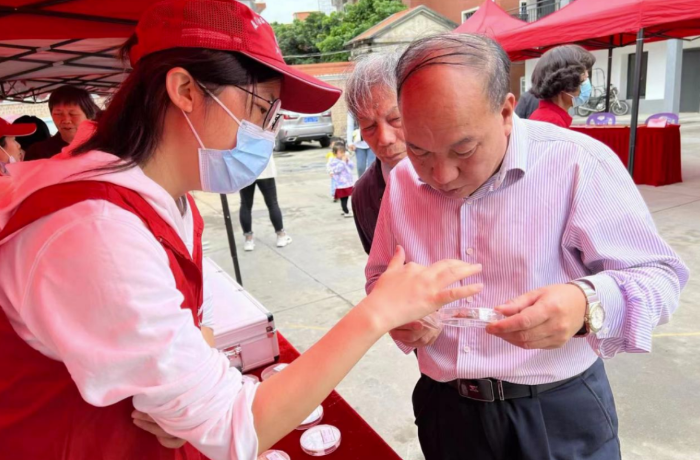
[345,51,408,254]
[365,33,688,460]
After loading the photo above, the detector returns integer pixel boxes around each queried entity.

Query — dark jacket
[351,159,385,255]
[24,133,68,161]
[515,90,540,120]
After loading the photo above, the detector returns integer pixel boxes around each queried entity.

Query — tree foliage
[271,0,407,64]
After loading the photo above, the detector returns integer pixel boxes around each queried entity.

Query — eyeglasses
[198,82,282,134]
[232,84,282,134]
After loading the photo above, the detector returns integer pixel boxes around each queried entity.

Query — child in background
[327,142,354,218]
[325,139,341,201]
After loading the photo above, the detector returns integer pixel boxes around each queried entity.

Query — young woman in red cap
[0,1,482,459]
[0,117,36,175]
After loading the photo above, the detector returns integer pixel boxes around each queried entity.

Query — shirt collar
[493,114,529,190]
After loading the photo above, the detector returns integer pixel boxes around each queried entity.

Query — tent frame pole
[219,194,244,286]
[628,28,645,177]
[604,36,614,112]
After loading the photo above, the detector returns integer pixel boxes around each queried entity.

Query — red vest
[0,181,205,460]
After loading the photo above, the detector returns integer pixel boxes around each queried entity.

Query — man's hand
[390,319,442,348]
[132,410,187,449]
[485,284,587,350]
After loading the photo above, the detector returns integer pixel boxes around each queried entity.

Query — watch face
[590,303,605,330]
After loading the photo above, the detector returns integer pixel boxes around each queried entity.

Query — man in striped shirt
[366,33,689,460]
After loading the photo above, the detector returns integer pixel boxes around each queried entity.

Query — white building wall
[521,36,700,113]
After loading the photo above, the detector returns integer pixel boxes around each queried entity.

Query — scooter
[576,86,630,117]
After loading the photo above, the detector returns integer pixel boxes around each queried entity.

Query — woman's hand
[362,246,482,333]
[132,410,187,449]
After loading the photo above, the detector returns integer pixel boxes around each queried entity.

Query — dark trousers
[413,359,621,460]
[340,196,349,214]
[239,178,284,234]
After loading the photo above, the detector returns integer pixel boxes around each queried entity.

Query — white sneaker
[243,238,255,251]
[343,211,353,218]
[276,234,293,248]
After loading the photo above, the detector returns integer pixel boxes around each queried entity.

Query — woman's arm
[17,207,481,460]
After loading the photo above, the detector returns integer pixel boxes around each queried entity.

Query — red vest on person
[0,181,206,460]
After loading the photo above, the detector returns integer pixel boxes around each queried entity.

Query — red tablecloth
[569,125,682,186]
[250,333,402,460]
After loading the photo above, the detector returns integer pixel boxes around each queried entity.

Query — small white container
[296,405,324,430]
[300,424,342,456]
[257,450,290,460]
[261,363,288,381]
[438,307,505,328]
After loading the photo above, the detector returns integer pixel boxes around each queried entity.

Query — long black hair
[74,34,280,169]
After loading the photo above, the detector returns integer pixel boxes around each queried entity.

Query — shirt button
[463,346,471,353]
[466,199,474,205]
[466,248,474,256]
[467,296,474,303]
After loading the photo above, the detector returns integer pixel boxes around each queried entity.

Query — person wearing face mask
[24,85,101,161]
[0,117,36,175]
[528,45,595,128]
[366,33,687,460]
[0,2,483,460]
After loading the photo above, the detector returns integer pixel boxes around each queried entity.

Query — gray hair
[396,33,511,111]
[345,51,401,119]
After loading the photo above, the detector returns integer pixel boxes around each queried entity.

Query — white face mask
[0,146,16,163]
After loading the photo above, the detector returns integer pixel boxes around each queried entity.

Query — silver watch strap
[569,279,599,304]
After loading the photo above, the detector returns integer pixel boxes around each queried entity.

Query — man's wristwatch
[568,280,605,336]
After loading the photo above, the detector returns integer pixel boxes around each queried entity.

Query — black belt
[444,374,579,402]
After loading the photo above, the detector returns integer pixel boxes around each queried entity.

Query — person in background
[24,85,101,161]
[13,115,50,151]
[345,51,407,255]
[325,138,344,202]
[514,88,539,119]
[239,155,292,251]
[346,112,376,177]
[327,142,354,218]
[367,33,687,460]
[0,117,36,176]
[528,44,595,128]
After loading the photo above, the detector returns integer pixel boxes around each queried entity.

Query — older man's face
[400,65,515,199]
[357,86,407,168]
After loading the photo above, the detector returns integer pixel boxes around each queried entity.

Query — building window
[627,52,649,99]
[519,0,528,21]
[461,7,478,22]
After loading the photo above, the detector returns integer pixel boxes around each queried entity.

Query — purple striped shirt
[365,116,689,385]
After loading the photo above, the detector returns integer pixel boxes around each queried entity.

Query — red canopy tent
[0,0,157,102]
[453,0,529,60]
[494,0,700,176]
[0,0,249,282]
[498,0,700,55]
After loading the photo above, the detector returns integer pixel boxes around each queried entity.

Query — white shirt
[0,152,258,460]
[257,155,277,180]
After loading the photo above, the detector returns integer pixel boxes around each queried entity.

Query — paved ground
[194,116,700,460]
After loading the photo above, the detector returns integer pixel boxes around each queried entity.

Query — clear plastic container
[257,450,290,460]
[300,424,342,456]
[261,363,288,381]
[419,311,442,331]
[438,307,504,328]
[296,405,324,430]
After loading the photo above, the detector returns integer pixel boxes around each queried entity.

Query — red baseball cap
[0,117,36,138]
[129,0,342,114]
